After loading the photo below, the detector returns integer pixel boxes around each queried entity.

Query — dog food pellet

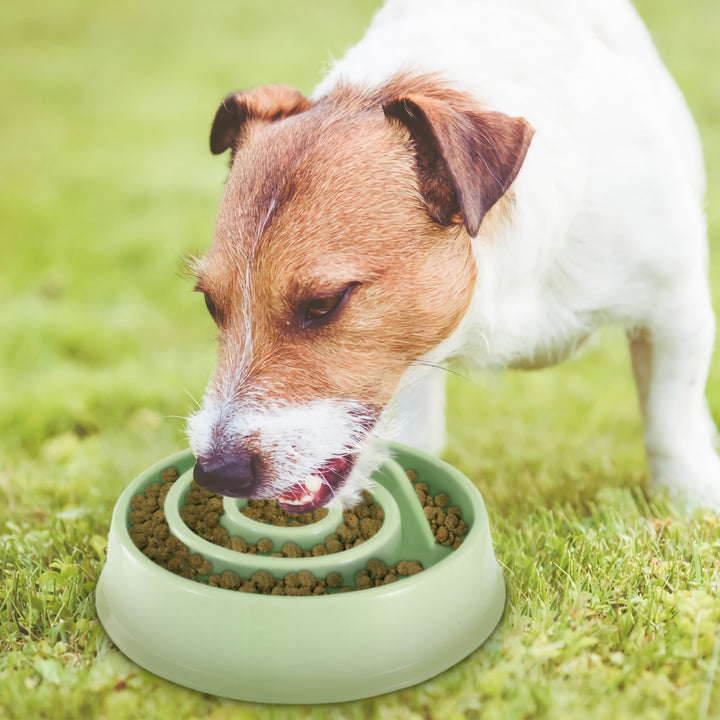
[256,538,273,554]
[281,542,303,558]
[251,571,275,592]
[397,560,424,576]
[128,465,469,594]
[324,534,344,554]
[354,569,374,590]
[405,469,419,483]
[326,572,343,588]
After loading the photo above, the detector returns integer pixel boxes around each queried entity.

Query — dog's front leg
[628,281,720,511]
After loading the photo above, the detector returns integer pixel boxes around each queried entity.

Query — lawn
[1,0,719,718]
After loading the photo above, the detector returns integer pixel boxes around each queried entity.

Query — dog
[187,0,720,513]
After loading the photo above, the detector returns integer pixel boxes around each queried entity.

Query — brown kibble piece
[326,572,343,588]
[337,523,358,543]
[360,517,382,538]
[251,571,275,592]
[444,513,459,531]
[434,492,450,508]
[354,570,374,590]
[298,570,317,589]
[396,561,424,576]
[367,558,388,579]
[219,571,241,590]
[257,538,273,554]
[145,482,163,499]
[435,525,451,544]
[282,542,303,558]
[226,537,248,553]
[325,535,343,554]
[284,572,300,588]
[161,467,179,484]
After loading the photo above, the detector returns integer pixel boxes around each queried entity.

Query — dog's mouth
[275,454,356,514]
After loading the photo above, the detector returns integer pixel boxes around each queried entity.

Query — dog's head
[187,76,533,512]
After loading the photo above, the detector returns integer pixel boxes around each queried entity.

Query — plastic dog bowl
[95,442,505,704]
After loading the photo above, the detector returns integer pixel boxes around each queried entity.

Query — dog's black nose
[193,452,261,497]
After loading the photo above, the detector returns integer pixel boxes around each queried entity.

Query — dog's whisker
[410,359,471,382]
[183,388,203,411]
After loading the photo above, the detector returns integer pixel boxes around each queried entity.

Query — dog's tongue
[276,456,350,514]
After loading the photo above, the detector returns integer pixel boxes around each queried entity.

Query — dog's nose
[193,452,261,497]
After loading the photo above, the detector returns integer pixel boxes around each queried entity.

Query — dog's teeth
[306,475,323,493]
[279,493,312,505]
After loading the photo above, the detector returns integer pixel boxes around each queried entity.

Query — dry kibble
[298,570,317,589]
[226,537,248,553]
[434,493,450,508]
[128,464,468,595]
[325,534,344,554]
[282,542,303,558]
[444,513,459,531]
[367,558,388,579]
[337,523,358,543]
[161,467,179,484]
[257,538,273,554]
[325,572,343,588]
[251,571,275,592]
[354,570,374,590]
[397,561,424,576]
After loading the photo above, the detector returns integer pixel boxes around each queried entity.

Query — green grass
[1,0,719,717]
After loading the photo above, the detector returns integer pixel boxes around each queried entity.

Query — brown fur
[194,76,533,420]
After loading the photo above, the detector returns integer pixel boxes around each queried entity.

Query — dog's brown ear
[384,94,534,236]
[210,84,312,155]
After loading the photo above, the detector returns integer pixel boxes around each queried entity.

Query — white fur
[190,0,720,511]
[317,0,719,509]
[188,395,382,506]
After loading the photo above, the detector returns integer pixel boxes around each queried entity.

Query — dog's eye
[203,293,221,324]
[298,283,359,329]
[307,295,341,318]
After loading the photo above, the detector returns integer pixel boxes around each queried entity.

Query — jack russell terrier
[187,0,720,513]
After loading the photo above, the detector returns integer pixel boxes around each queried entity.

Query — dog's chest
[437,245,599,372]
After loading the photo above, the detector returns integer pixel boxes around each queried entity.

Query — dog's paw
[648,450,720,513]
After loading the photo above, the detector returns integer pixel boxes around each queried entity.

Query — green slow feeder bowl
[95,442,505,704]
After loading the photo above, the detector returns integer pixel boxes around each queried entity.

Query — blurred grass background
[1,0,719,718]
